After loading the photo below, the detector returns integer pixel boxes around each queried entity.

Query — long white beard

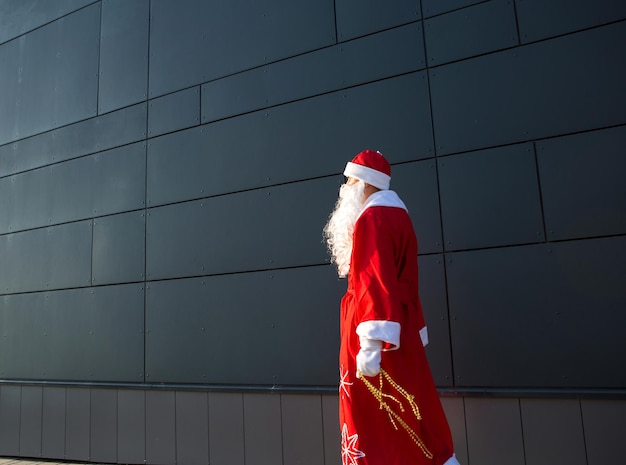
[323,181,365,277]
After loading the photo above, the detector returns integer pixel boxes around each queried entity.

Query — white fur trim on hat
[344,162,391,190]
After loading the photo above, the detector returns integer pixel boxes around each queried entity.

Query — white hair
[323,180,365,277]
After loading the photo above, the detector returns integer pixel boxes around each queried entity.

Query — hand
[356,336,382,378]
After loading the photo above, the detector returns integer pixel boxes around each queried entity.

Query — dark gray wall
[1,0,625,392]
[2,2,626,464]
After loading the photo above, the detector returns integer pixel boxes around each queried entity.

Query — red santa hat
[343,150,391,190]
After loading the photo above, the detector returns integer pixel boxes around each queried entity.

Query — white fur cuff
[356,320,401,350]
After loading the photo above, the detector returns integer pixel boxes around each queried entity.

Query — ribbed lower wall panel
[0,385,623,465]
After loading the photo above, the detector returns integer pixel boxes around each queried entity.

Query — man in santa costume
[324,150,460,465]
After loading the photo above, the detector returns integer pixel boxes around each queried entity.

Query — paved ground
[0,459,109,465]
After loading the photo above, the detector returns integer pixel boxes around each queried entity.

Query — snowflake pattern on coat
[341,423,366,465]
[340,365,353,399]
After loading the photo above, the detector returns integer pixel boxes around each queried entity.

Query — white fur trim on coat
[357,190,407,222]
[356,320,401,350]
[420,326,429,347]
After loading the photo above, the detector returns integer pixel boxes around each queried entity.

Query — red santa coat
[339,190,457,465]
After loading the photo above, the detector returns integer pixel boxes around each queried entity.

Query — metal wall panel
[90,389,117,463]
[146,391,176,465]
[118,390,146,465]
[392,160,443,254]
[517,0,626,43]
[438,144,544,251]
[19,386,42,457]
[201,24,425,123]
[422,0,484,17]
[148,86,200,138]
[465,398,524,465]
[0,221,92,294]
[42,387,66,460]
[175,391,209,465]
[151,73,432,207]
[0,285,144,381]
[0,385,20,455]
[0,102,147,178]
[149,0,336,98]
[281,394,325,465]
[243,394,283,465]
[99,0,149,114]
[551,238,626,386]
[92,211,146,286]
[424,0,518,66]
[0,294,40,379]
[208,393,245,465]
[65,388,90,461]
[447,237,626,388]
[335,0,420,41]
[0,3,100,146]
[0,34,20,147]
[419,255,453,386]
[0,169,48,234]
[146,266,344,385]
[0,0,94,44]
[440,397,468,464]
[68,142,145,218]
[430,21,626,155]
[322,395,341,465]
[0,142,145,235]
[537,125,626,241]
[520,399,586,465]
[581,399,626,465]
[147,177,338,279]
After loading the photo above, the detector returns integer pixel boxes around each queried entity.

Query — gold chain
[359,369,434,459]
